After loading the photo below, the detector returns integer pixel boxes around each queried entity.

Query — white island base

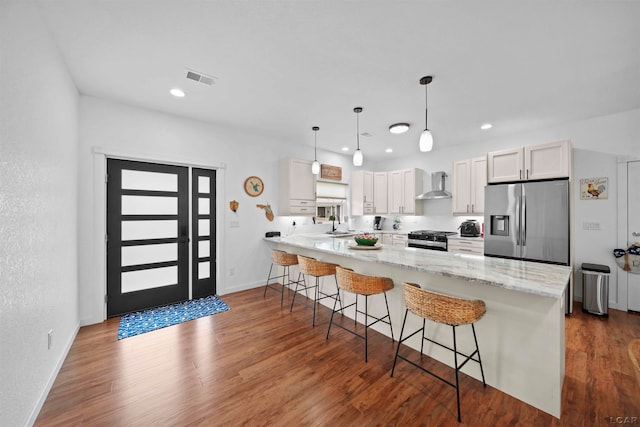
[266,236,569,418]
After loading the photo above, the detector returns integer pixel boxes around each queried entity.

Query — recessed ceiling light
[341,147,350,152]
[386,148,393,153]
[480,123,493,130]
[389,123,410,134]
[170,88,186,98]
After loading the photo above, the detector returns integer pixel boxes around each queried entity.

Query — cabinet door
[388,170,403,214]
[487,147,523,183]
[524,140,570,180]
[402,169,416,214]
[470,156,487,214]
[382,234,393,245]
[363,171,374,203]
[452,159,471,214]
[373,172,388,213]
[290,159,315,200]
[393,235,408,247]
[351,170,364,216]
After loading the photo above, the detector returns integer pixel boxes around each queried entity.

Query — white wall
[77,96,356,324]
[0,1,80,426]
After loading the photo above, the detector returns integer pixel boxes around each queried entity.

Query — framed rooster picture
[580,177,608,200]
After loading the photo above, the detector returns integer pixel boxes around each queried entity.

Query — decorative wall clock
[244,176,264,197]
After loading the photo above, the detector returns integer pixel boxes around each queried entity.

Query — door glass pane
[198,176,210,194]
[121,243,177,266]
[122,170,177,192]
[199,219,210,236]
[122,195,177,215]
[198,240,210,258]
[198,262,210,279]
[122,220,177,240]
[198,198,210,215]
[121,266,177,293]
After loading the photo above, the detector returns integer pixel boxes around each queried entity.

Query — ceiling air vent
[185,69,216,86]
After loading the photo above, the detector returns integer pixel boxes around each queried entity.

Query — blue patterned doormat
[118,295,230,339]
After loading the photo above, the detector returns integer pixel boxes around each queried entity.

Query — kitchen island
[264,234,571,418]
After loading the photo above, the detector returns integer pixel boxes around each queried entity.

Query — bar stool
[391,282,486,423]
[263,249,301,307]
[291,255,342,327]
[327,266,394,362]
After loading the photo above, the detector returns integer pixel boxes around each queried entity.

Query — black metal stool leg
[472,324,486,386]
[280,265,288,307]
[326,291,340,340]
[391,309,409,377]
[364,295,369,363]
[312,276,319,327]
[263,263,275,298]
[383,292,394,341]
[453,325,461,423]
[290,272,305,312]
[420,318,426,356]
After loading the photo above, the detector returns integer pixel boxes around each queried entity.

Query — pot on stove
[459,219,481,237]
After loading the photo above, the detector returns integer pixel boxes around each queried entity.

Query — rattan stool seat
[290,255,342,327]
[391,282,487,423]
[403,282,486,326]
[263,249,302,307]
[271,250,299,267]
[327,267,395,362]
[335,266,394,296]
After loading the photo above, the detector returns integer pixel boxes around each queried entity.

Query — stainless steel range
[407,230,458,251]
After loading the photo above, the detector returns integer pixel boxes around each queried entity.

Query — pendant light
[311,126,320,175]
[353,107,363,166]
[419,75,434,152]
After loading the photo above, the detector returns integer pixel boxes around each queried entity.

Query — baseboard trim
[27,322,80,426]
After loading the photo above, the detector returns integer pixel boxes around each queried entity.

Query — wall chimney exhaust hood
[415,171,452,200]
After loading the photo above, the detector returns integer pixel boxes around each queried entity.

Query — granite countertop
[265,235,570,299]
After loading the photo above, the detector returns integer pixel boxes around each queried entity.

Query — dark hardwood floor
[36,286,640,426]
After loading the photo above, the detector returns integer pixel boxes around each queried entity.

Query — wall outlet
[48,329,53,350]
[229,267,235,277]
[583,222,601,231]
[229,221,240,228]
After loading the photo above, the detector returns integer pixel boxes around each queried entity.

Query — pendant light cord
[314,129,317,160]
[356,110,360,150]
[424,83,428,130]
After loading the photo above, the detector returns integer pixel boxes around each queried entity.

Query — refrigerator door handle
[522,194,527,246]
[515,195,521,246]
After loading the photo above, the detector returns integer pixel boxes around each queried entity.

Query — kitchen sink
[325,231,354,237]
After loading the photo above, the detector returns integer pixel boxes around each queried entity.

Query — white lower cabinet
[448,237,484,255]
[382,234,394,245]
[392,234,408,248]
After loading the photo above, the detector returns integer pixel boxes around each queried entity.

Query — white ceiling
[37,0,640,161]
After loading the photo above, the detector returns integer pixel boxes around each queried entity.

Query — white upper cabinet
[279,158,316,215]
[524,140,571,181]
[487,140,571,183]
[351,170,374,216]
[352,170,387,215]
[373,171,388,214]
[452,156,487,215]
[388,168,422,215]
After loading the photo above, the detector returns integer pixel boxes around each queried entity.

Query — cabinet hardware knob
[633,231,640,237]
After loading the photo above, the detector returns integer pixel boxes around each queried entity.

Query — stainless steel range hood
[415,171,452,200]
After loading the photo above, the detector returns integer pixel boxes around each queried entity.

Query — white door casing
[627,161,640,311]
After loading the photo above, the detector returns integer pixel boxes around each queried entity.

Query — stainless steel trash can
[581,263,610,317]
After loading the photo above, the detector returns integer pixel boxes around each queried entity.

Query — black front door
[106,159,189,317]
[192,167,217,298]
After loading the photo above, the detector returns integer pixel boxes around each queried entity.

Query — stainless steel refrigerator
[484,180,569,265]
